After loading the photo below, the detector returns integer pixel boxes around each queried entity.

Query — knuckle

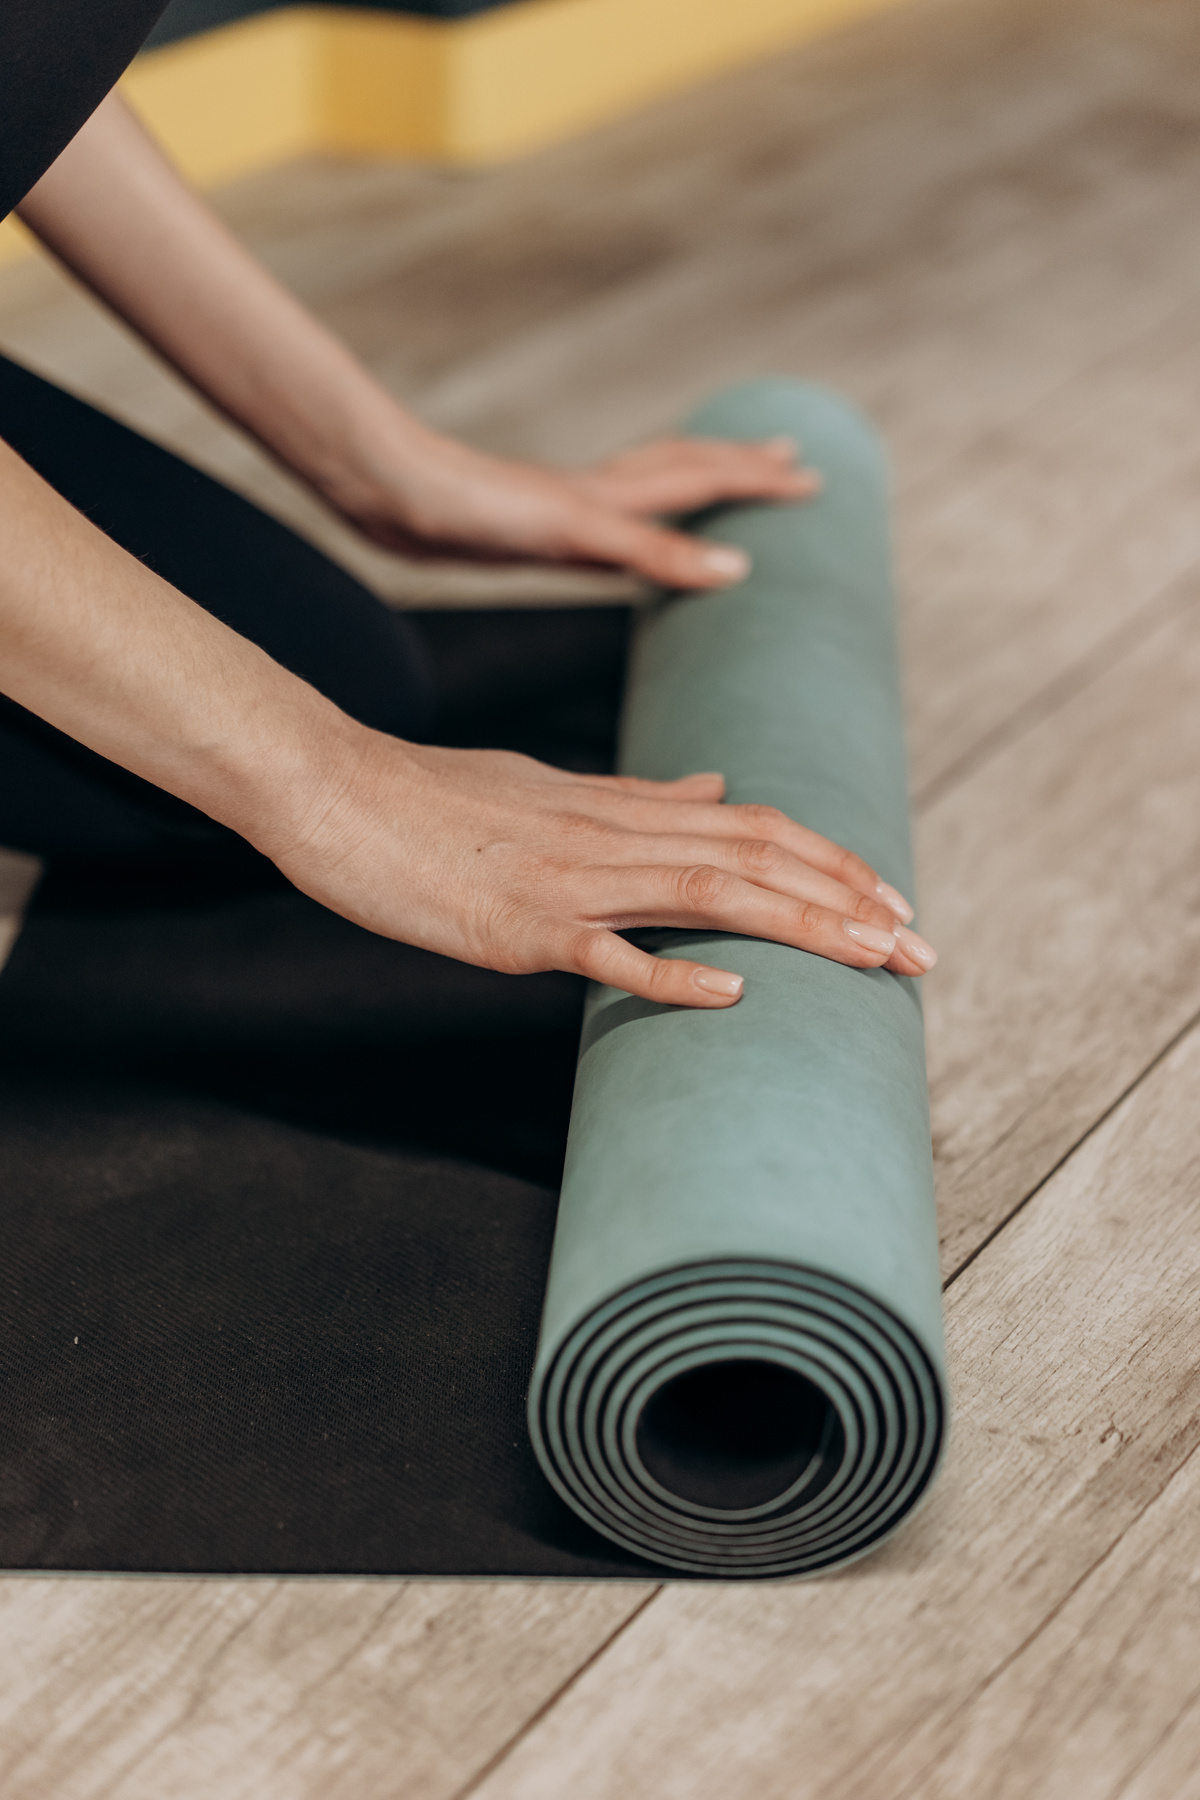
[558,813,605,852]
[738,837,785,878]
[678,864,728,911]
[851,891,881,923]
[737,803,784,835]
[491,946,534,975]
[479,896,541,971]
[644,956,681,1000]
[566,925,609,977]
[795,900,825,937]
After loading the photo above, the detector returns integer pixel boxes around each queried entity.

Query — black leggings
[0,354,630,863]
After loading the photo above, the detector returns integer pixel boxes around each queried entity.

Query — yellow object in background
[125,7,324,184]
[325,0,910,163]
[0,0,909,264]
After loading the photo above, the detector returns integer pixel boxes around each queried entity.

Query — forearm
[15,92,424,518]
[0,436,362,855]
[0,446,933,998]
[13,92,822,585]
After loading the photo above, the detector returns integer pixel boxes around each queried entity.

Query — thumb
[561,924,746,1008]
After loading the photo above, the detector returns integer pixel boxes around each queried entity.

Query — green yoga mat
[528,380,948,1578]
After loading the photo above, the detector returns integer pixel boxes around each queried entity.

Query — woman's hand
[0,436,933,1011]
[335,428,821,590]
[19,95,817,591]
[268,733,936,1008]
[14,97,931,1008]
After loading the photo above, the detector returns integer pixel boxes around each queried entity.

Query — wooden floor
[3,0,1200,1790]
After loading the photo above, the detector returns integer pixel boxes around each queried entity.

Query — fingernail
[875,880,914,923]
[895,925,937,969]
[764,435,798,459]
[843,919,897,955]
[693,967,744,997]
[701,546,751,581]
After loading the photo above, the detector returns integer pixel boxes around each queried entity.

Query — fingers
[572,436,822,517]
[888,923,938,976]
[719,806,912,917]
[713,836,906,934]
[560,435,824,587]
[547,862,937,1005]
[715,802,904,909]
[572,788,915,920]
[564,925,746,1009]
[586,771,727,803]
[573,864,909,974]
[360,432,817,579]
[635,864,902,968]
[569,509,758,590]
[571,825,902,934]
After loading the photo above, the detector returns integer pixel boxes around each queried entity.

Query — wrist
[180,655,379,868]
[298,380,439,531]
[231,696,421,918]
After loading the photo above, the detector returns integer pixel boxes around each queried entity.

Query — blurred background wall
[2,0,912,262]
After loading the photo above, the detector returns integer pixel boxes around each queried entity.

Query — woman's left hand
[336,427,822,590]
[18,95,814,593]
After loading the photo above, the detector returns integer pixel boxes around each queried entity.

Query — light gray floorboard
[1,0,1199,1791]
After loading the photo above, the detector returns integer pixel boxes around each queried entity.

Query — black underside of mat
[0,606,670,1577]
[0,865,664,1578]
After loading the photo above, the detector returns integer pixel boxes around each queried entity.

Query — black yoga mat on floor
[0,606,661,1577]
[0,909,654,1578]
[0,370,947,1577]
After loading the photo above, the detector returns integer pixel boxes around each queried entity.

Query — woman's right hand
[265,730,936,1008]
[0,432,929,1011]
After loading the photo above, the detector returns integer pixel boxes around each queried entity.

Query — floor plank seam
[7,1,1200,1786]
[449,1587,664,1800]
[912,560,1200,816]
[886,1438,1200,1800]
[898,237,1200,512]
[943,995,1200,1293]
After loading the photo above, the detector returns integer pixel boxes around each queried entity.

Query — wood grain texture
[5,0,1200,636]
[903,304,1200,799]
[0,1581,652,1800]
[920,579,1200,1274]
[469,1020,1200,1800]
[2,0,1199,1792]
[907,1443,1200,1799]
[1121,1695,1200,1800]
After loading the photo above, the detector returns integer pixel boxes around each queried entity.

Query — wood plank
[0,1580,652,1800]
[1121,1698,1200,1800]
[11,511,1200,1784]
[902,1443,1200,1798]
[5,0,1200,625]
[0,0,1198,1791]
[466,1015,1200,1800]
[411,52,1200,473]
[918,578,1200,1272]
[903,304,1200,797]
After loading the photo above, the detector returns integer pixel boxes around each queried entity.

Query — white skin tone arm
[5,93,936,1003]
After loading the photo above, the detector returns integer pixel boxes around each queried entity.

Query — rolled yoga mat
[0,382,943,1580]
[529,379,948,1578]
